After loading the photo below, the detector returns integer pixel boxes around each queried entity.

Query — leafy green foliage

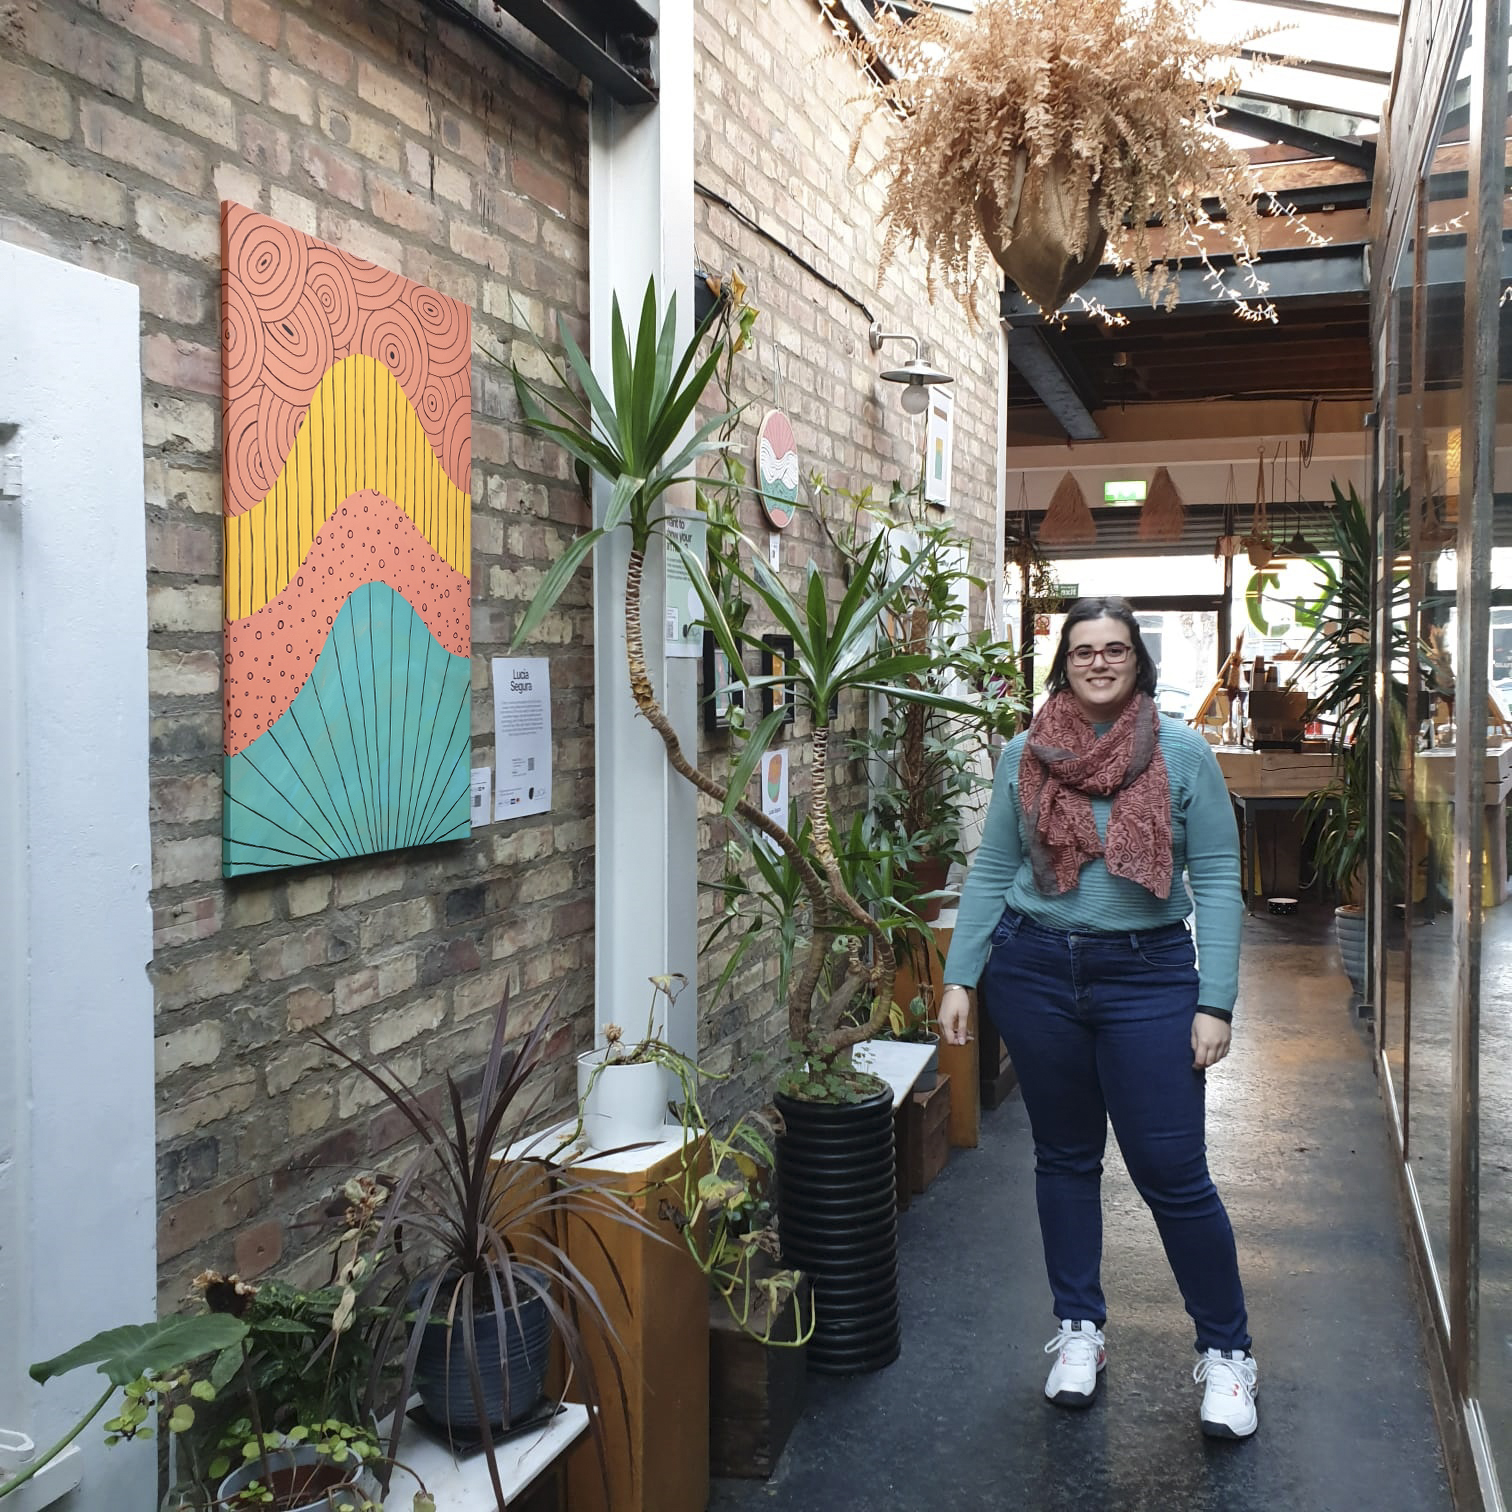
[29,1317,250,1390]
[778,1039,890,1104]
[509,280,736,647]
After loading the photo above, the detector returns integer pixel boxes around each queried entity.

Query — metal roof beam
[1006,325,1103,441]
[1238,47,1392,86]
[1225,0,1400,22]
[438,0,658,105]
[1218,102,1377,172]
[1001,244,1369,321]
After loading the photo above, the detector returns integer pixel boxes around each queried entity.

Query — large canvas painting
[220,203,473,876]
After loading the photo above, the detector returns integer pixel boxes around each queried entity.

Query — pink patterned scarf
[1018,690,1173,899]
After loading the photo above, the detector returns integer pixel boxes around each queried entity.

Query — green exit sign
[1104,480,1147,505]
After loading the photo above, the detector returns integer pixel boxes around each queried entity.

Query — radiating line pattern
[224,584,472,875]
[221,203,472,876]
[223,354,471,620]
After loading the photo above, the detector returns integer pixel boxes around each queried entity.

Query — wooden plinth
[904,1074,952,1194]
[708,1274,810,1479]
[561,1135,710,1512]
[894,923,980,1148]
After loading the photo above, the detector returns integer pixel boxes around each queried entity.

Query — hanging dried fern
[842,0,1310,317]
[1039,471,1096,545]
[1139,466,1185,543]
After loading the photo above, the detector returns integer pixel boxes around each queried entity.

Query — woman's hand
[939,985,974,1046]
[1191,1012,1231,1069]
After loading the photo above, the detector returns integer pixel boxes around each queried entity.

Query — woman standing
[938,597,1255,1438]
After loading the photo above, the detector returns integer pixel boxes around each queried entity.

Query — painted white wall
[0,242,157,1510]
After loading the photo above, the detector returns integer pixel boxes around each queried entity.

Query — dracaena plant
[508,279,991,1057]
[308,989,651,1510]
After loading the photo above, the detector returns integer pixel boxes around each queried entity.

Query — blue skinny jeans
[981,908,1251,1354]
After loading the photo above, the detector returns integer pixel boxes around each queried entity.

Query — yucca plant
[509,279,994,1057]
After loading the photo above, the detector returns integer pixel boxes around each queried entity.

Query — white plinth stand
[378,1400,589,1510]
[850,1039,939,1109]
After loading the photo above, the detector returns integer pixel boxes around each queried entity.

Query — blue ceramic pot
[411,1267,552,1430]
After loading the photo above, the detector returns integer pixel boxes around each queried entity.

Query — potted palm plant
[1297,481,1420,1000]
[844,0,1315,316]
[507,280,1010,1373]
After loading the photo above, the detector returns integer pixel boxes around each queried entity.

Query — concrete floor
[709,907,1453,1512]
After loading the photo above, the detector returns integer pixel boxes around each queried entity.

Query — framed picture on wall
[923,386,954,509]
[702,630,745,733]
[760,634,797,726]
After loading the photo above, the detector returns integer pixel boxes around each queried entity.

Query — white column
[0,243,156,1510]
[587,1,698,1057]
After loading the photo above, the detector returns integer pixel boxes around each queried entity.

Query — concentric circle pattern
[221,202,471,498]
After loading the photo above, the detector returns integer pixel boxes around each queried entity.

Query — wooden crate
[708,1275,810,1479]
[904,1074,952,1194]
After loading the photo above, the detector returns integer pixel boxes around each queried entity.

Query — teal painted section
[224,581,471,876]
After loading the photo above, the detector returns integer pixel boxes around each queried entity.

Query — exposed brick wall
[691,0,1002,1114]
[0,0,594,1307]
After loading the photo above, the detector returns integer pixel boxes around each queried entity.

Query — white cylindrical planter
[577,1051,670,1151]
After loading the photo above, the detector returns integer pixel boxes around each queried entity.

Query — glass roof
[1200,0,1402,128]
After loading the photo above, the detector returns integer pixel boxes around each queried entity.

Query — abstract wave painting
[221,203,472,876]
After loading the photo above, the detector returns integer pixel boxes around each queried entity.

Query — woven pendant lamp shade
[1039,470,1096,545]
[1138,466,1184,542]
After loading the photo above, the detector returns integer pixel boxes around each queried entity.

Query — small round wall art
[756,409,800,530]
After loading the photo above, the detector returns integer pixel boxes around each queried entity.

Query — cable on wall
[694,181,877,326]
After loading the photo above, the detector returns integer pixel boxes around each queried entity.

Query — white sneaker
[1194,1348,1259,1438]
[1043,1320,1106,1407]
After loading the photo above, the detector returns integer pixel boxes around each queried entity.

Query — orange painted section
[221,200,471,513]
[223,490,469,755]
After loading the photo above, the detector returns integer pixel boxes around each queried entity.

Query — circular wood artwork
[756,409,799,530]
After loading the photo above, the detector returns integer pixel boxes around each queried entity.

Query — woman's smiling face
[1064,615,1138,721]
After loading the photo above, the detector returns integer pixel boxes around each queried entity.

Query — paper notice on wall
[664,510,707,658]
[491,658,552,820]
[470,768,492,828]
[757,747,788,856]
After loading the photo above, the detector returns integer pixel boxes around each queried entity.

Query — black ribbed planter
[775,1086,900,1375]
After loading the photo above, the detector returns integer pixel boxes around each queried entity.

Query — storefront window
[1403,85,1470,1304]
[1477,7,1512,1467]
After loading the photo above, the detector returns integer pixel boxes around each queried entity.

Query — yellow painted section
[224,353,471,621]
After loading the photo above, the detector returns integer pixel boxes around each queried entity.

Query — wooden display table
[1215,743,1511,908]
[499,1124,710,1512]
[1413,742,1512,905]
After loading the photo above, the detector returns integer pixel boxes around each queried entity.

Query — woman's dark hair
[1045,597,1158,696]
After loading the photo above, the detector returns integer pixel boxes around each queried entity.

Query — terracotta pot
[976,149,1107,313]
[905,855,952,923]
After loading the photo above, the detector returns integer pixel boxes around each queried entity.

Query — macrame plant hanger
[1216,464,1242,558]
[1243,446,1273,568]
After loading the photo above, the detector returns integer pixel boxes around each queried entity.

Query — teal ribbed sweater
[942,718,1244,1015]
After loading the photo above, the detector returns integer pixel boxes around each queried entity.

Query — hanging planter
[848,0,1299,317]
[1242,450,1274,568]
[1038,471,1096,546]
[1138,466,1185,544]
[975,151,1108,315]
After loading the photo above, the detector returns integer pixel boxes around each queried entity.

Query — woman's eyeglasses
[1068,643,1132,667]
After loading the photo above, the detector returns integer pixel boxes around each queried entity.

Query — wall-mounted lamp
[869,322,953,414]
